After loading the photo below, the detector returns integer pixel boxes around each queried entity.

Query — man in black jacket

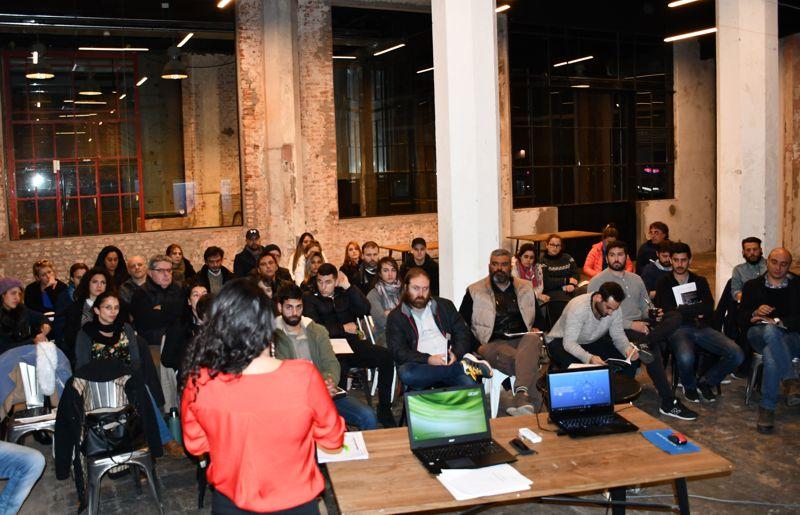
[302,263,396,427]
[739,248,800,434]
[194,246,234,295]
[400,237,439,296]
[654,242,743,404]
[233,228,264,278]
[386,268,491,391]
[352,241,380,294]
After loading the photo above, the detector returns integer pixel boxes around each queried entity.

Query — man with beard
[459,249,542,416]
[303,263,397,427]
[545,282,641,374]
[635,221,669,275]
[654,242,743,403]
[641,241,673,297]
[195,247,234,295]
[731,237,767,302]
[233,229,265,278]
[274,284,378,430]
[589,241,698,420]
[386,268,492,390]
[353,241,380,294]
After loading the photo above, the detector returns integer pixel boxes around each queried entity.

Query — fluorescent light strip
[495,4,510,13]
[119,93,127,100]
[416,67,434,74]
[136,76,148,86]
[32,51,39,64]
[217,0,232,7]
[571,84,590,88]
[74,100,107,105]
[79,47,149,52]
[333,55,357,60]
[373,43,405,56]
[177,33,194,48]
[668,0,701,7]
[554,55,593,68]
[63,99,73,103]
[56,131,86,135]
[664,27,716,43]
[58,113,97,118]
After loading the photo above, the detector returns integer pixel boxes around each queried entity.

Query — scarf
[82,318,124,345]
[82,319,130,364]
[374,280,402,311]
[515,262,539,288]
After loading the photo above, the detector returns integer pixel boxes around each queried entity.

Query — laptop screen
[548,367,612,413]
[406,386,488,444]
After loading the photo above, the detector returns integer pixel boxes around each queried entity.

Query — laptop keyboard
[559,414,616,429]
[418,440,503,462]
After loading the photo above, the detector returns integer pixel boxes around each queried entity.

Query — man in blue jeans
[0,441,45,513]
[654,242,743,403]
[386,268,492,389]
[273,283,379,430]
[739,248,800,434]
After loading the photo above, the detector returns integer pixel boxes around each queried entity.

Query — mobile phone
[509,438,535,456]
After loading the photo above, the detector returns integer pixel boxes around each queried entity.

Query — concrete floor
[15,253,800,514]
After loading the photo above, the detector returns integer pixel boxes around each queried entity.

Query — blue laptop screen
[549,368,612,411]
[406,387,488,443]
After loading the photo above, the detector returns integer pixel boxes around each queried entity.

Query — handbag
[82,405,145,458]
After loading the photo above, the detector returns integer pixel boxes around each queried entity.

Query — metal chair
[4,362,57,444]
[483,371,515,418]
[357,316,397,404]
[745,352,764,405]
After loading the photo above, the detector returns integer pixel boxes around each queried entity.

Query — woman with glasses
[539,234,580,324]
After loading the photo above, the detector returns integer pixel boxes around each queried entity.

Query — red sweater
[181,360,345,512]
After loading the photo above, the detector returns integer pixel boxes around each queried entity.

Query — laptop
[404,385,516,474]
[546,366,638,438]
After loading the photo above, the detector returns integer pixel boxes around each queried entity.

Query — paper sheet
[317,431,369,463]
[330,338,354,355]
[436,464,532,501]
[672,282,698,306]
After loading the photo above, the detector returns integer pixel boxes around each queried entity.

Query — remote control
[518,427,542,444]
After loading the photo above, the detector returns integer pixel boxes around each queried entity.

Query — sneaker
[506,390,535,416]
[697,382,717,403]
[683,388,700,403]
[635,343,655,365]
[756,406,775,434]
[785,379,800,407]
[659,399,698,421]
[461,353,493,381]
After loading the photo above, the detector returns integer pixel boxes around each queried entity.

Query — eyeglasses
[151,268,172,274]
[547,243,562,248]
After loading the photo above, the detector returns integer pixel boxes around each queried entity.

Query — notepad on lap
[330,338,354,355]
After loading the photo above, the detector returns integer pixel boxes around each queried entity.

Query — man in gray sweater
[588,241,698,420]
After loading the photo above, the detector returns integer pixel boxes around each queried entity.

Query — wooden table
[508,230,602,255]
[380,242,438,259]
[325,406,732,514]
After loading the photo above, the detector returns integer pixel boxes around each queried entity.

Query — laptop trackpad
[445,457,475,468]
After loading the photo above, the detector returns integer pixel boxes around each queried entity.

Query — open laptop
[404,385,516,474]
[546,366,638,438]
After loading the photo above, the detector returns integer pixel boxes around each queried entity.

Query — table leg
[674,478,690,514]
[514,239,520,254]
[609,487,626,515]
[534,241,542,260]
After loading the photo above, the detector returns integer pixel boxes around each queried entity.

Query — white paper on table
[316,431,369,463]
[330,338,354,355]
[436,464,532,501]
[672,282,698,306]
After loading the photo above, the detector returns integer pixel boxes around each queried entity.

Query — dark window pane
[60,163,78,197]
[34,125,54,159]
[80,198,99,235]
[121,195,139,233]
[78,163,96,195]
[99,163,119,194]
[38,199,58,238]
[62,198,80,237]
[101,196,121,233]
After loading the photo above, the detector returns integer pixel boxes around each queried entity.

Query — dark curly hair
[181,279,275,398]
[74,267,116,304]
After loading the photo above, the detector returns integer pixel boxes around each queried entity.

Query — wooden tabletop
[326,406,733,514]
[508,230,602,243]
[380,242,439,253]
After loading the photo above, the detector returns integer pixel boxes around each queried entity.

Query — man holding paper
[459,249,543,416]
[654,242,743,404]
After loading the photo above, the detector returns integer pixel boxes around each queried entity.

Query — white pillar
[432,0,502,300]
[715,0,780,298]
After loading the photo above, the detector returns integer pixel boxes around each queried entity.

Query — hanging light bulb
[79,72,102,96]
[161,46,188,80]
[26,43,55,80]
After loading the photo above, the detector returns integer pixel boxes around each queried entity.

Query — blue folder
[641,429,700,455]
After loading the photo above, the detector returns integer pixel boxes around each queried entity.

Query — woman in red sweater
[181,279,344,514]
[583,225,634,278]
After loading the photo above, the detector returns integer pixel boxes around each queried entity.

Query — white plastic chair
[483,370,515,418]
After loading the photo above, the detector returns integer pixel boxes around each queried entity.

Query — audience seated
[0,278,51,355]
[653,242,744,403]
[400,238,439,296]
[352,241,380,295]
[166,244,196,288]
[233,229,264,278]
[251,251,290,300]
[588,241,697,420]
[264,244,294,283]
[181,279,344,514]
[185,284,211,340]
[539,234,580,322]
[54,262,88,341]
[641,241,673,297]
[511,243,546,302]
[340,241,363,284]
[195,246,234,295]
[74,290,183,457]
[739,248,800,434]
[731,237,767,302]
[62,267,114,363]
[583,225,633,278]
[23,259,67,316]
[302,264,396,427]
[94,245,130,289]
[274,284,378,430]
[386,268,492,391]
[459,249,543,415]
[635,221,669,275]
[292,233,326,285]
[0,441,45,513]
[366,257,402,347]
[119,255,148,305]
[545,283,641,377]
[300,252,325,293]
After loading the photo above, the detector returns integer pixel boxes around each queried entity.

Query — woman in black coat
[94,245,130,289]
[23,259,68,315]
[0,278,50,354]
